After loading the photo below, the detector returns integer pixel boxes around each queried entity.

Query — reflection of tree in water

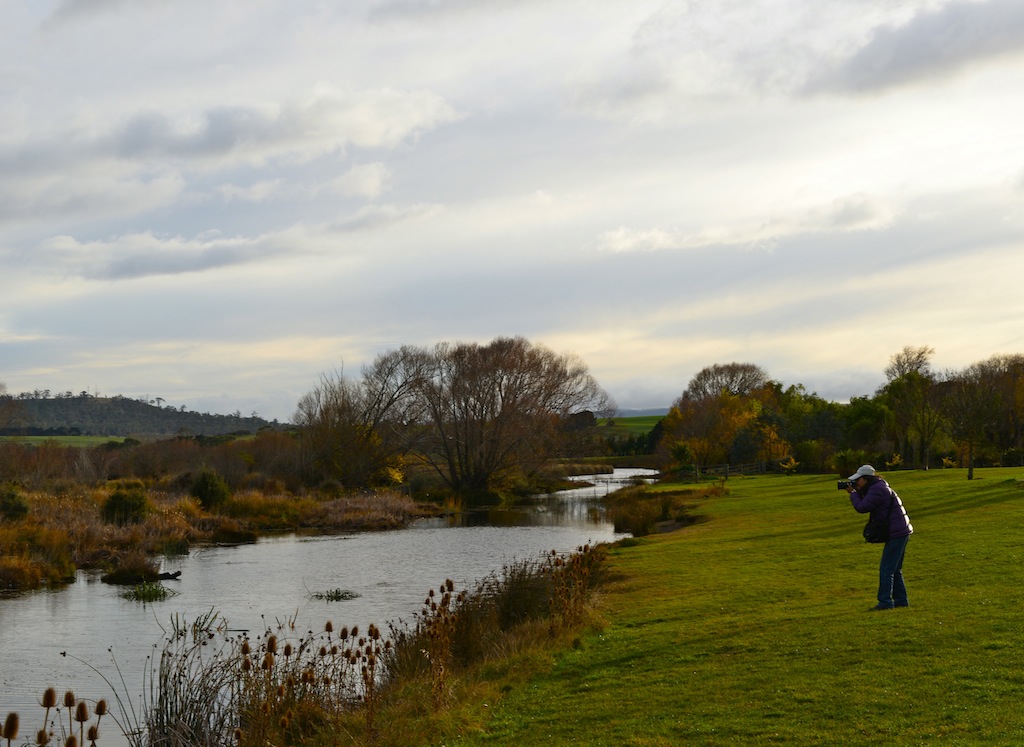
[435,469,657,529]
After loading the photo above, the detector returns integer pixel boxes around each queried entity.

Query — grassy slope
[451,468,1024,746]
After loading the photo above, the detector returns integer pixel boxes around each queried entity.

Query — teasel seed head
[64,736,77,747]
[262,652,275,670]
[233,727,243,743]
[266,635,278,654]
[284,643,293,658]
[94,699,107,718]
[241,640,251,656]
[446,578,454,592]
[351,625,358,638]
[276,684,286,698]
[325,620,333,634]
[74,701,90,723]
[36,727,49,745]
[87,724,99,741]
[42,688,58,709]
[241,657,252,672]
[63,691,76,708]
[3,712,19,740]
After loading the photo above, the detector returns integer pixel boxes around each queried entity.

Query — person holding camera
[842,464,914,610]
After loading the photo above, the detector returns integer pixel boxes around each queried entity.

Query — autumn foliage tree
[660,363,788,469]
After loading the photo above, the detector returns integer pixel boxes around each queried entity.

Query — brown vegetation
[0,481,434,592]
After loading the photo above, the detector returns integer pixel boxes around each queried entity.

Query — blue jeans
[877,535,910,608]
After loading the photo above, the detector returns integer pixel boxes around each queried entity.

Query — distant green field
[599,415,663,436]
[0,435,124,447]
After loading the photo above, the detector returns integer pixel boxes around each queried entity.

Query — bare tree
[294,366,402,489]
[884,345,935,382]
[681,362,770,402]
[881,345,938,467]
[940,364,1002,479]
[294,339,613,495]
[414,337,615,495]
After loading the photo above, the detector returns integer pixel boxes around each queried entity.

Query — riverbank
[0,483,438,590]
[440,468,1024,745]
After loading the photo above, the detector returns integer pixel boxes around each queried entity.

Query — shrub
[101,484,149,525]
[0,484,29,521]
[190,469,231,511]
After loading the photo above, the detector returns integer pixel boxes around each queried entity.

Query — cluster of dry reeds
[2,687,109,747]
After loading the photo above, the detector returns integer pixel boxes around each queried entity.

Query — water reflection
[427,468,654,529]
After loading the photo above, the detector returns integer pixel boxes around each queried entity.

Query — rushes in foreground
[5,543,605,746]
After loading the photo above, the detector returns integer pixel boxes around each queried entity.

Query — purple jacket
[850,476,913,539]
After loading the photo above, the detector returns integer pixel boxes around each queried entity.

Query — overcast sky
[3,0,1023,422]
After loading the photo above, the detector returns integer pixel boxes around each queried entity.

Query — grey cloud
[105,92,457,164]
[111,108,273,160]
[325,203,441,233]
[368,0,521,21]
[0,91,455,178]
[43,0,127,26]
[38,232,291,280]
[807,0,1024,94]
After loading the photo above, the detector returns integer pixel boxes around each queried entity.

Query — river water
[0,469,653,743]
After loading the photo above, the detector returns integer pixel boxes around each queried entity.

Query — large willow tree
[295,337,614,494]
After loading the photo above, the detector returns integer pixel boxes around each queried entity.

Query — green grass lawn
[451,468,1024,746]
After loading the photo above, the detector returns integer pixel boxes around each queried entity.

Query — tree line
[0,388,276,437]
[658,347,1024,480]
[2,341,1021,495]
[0,337,614,498]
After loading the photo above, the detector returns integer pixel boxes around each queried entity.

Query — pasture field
[451,468,1024,746]
[599,415,663,437]
[0,435,124,447]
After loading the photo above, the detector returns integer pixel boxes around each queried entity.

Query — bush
[0,484,29,521]
[101,483,149,525]
[190,469,231,511]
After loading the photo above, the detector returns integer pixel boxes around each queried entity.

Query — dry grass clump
[0,482,432,591]
[605,484,708,536]
[315,491,429,529]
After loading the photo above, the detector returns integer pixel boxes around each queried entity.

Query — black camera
[837,480,853,490]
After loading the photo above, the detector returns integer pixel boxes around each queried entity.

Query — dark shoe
[894,603,909,608]
[869,604,894,611]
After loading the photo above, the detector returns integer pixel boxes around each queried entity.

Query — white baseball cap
[847,464,876,481]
